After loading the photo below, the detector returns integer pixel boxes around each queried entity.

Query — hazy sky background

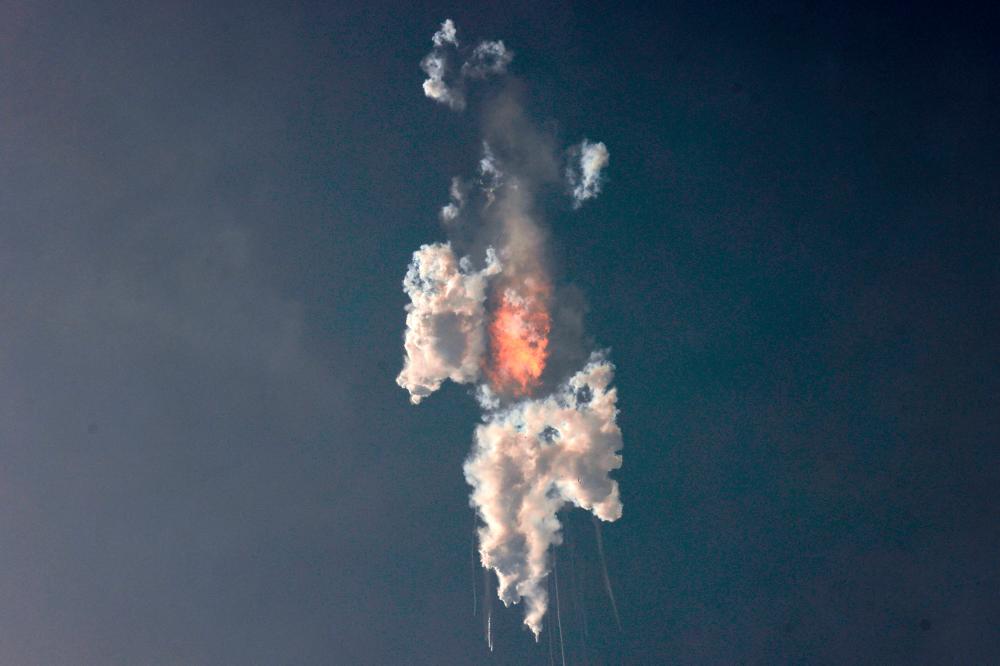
[1,1,997,664]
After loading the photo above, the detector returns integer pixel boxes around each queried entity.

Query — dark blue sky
[1,1,997,663]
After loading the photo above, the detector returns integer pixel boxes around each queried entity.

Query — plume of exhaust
[566,140,610,208]
[465,353,623,639]
[396,243,500,404]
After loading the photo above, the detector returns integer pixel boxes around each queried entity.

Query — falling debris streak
[548,606,556,666]
[593,516,623,632]
[554,556,566,666]
[471,519,478,616]
[483,566,493,651]
[569,537,591,665]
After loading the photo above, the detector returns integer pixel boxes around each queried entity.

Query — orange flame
[487,279,551,396]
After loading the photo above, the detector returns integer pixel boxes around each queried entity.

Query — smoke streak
[471,520,478,615]
[399,19,623,643]
[569,535,591,664]
[548,607,556,666]
[554,555,566,666]
[483,566,494,651]
[593,515,623,632]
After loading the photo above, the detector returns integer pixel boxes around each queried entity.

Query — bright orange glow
[487,279,551,396]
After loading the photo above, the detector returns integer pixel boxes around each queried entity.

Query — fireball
[487,279,551,396]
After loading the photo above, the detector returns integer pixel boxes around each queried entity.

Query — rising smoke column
[398,19,622,641]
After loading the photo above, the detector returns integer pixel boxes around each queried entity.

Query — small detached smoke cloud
[421,19,513,112]
[462,41,513,79]
[421,51,465,111]
[440,177,467,224]
[464,353,623,639]
[432,18,458,47]
[566,140,610,208]
[478,142,504,206]
[396,243,500,404]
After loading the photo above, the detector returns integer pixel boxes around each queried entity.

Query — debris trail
[554,556,566,666]
[483,567,493,651]
[548,610,556,666]
[569,536,590,665]
[471,519,478,616]
[593,515,623,632]
[487,613,493,653]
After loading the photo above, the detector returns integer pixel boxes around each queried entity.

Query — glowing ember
[487,280,551,396]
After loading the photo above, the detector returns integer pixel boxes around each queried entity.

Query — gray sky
[2,1,998,664]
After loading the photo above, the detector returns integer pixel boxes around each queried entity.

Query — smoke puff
[464,353,623,638]
[440,177,467,224]
[432,19,458,47]
[567,140,610,208]
[421,52,466,111]
[396,243,500,403]
[462,40,513,79]
[420,21,513,113]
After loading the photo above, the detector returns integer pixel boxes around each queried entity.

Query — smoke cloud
[567,140,610,208]
[396,243,500,404]
[432,18,458,47]
[440,177,467,224]
[420,21,513,112]
[462,40,514,79]
[465,354,623,638]
[400,19,622,640]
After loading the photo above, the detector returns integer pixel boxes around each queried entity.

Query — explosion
[487,278,551,396]
[398,18,619,643]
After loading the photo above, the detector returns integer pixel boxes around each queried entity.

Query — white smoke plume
[464,354,623,639]
[396,243,500,404]
[567,140,610,208]
[420,20,513,112]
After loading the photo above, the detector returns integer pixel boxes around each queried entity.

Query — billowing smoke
[396,243,499,404]
[464,354,622,638]
[399,19,621,641]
